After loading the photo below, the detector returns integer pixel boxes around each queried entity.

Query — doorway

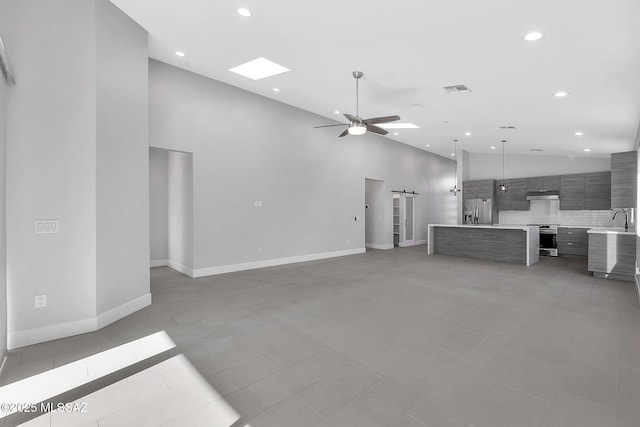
[393,192,416,247]
[365,178,390,250]
[149,147,194,276]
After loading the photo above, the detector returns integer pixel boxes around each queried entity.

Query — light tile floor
[1,245,639,426]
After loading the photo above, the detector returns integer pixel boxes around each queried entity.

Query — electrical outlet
[254,201,259,207]
[35,294,47,308]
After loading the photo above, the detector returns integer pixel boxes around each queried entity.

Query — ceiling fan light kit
[314,71,401,137]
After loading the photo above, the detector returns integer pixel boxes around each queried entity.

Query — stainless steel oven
[537,224,558,257]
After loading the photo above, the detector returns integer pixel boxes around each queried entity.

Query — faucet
[613,210,628,231]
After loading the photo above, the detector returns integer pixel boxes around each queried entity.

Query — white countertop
[587,227,636,235]
[428,224,537,231]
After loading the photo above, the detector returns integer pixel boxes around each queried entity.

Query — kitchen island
[427,224,540,266]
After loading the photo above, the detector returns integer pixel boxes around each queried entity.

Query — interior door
[404,194,415,242]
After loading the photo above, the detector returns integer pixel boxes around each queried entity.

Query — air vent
[530,149,544,152]
[499,126,517,130]
[443,84,471,93]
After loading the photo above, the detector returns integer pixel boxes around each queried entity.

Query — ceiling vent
[443,84,471,93]
[529,149,544,152]
[499,126,517,130]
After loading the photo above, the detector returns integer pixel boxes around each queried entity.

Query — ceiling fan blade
[338,129,350,137]
[363,115,401,125]
[365,124,388,136]
[314,123,347,128]
[343,113,358,122]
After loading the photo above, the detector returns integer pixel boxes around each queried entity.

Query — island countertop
[427,224,538,231]
[427,224,539,266]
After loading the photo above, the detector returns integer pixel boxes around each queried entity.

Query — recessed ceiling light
[175,51,186,57]
[237,7,252,17]
[425,144,430,147]
[394,132,399,136]
[334,110,340,114]
[554,91,569,97]
[272,88,280,92]
[524,32,544,41]
[465,132,471,136]
[377,123,420,129]
[490,146,496,150]
[574,131,584,136]
[412,104,422,108]
[584,148,591,152]
[451,153,455,156]
[229,57,290,80]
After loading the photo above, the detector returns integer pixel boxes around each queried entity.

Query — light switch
[35,220,60,234]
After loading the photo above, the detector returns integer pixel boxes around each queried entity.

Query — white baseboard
[168,260,195,277]
[399,239,428,247]
[366,243,394,250]
[97,293,152,329]
[8,316,97,350]
[150,259,169,268]
[193,248,366,278]
[8,293,152,350]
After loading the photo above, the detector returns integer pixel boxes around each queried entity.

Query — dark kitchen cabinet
[584,172,611,210]
[495,179,528,211]
[528,175,560,192]
[510,178,529,210]
[496,181,511,211]
[527,176,544,192]
[611,151,637,209]
[558,227,588,258]
[543,175,560,191]
[560,174,585,210]
[463,179,495,200]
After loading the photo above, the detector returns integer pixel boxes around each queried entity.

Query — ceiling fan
[314,71,401,137]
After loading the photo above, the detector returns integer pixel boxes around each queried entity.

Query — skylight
[229,57,290,80]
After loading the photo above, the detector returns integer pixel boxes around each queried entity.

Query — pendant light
[497,139,509,193]
[449,139,462,195]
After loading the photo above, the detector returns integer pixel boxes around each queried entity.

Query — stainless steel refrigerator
[463,198,493,225]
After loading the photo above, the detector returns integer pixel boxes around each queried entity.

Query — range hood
[526,190,559,200]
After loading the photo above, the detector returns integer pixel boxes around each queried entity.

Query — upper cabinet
[584,172,611,210]
[611,151,637,209]
[510,178,529,210]
[463,179,495,200]
[527,175,560,192]
[560,174,585,210]
[495,179,528,211]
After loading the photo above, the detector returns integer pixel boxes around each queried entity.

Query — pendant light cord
[502,140,506,181]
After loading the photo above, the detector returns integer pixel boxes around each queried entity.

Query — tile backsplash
[499,199,633,228]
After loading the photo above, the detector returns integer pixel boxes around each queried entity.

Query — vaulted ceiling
[111,0,640,159]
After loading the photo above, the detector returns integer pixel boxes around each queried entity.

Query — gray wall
[2,0,99,342]
[95,0,149,314]
[0,56,7,361]
[149,148,169,262]
[167,150,193,270]
[149,60,455,275]
[1,0,149,348]
[468,153,611,180]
